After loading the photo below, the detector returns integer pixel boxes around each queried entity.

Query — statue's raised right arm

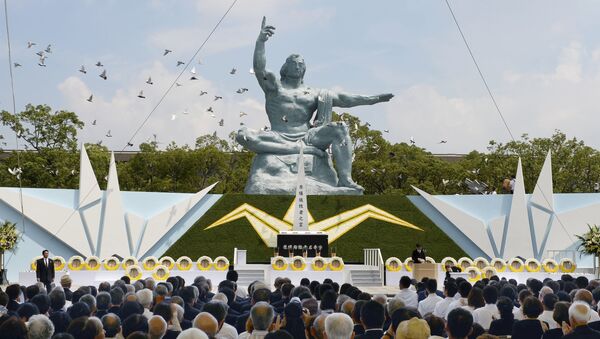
[254,17,277,93]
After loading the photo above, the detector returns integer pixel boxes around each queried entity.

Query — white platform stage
[18,249,595,290]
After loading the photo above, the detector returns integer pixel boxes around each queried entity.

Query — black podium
[277,231,329,257]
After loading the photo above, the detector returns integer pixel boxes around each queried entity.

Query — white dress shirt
[238,330,269,339]
[472,303,499,330]
[394,288,418,309]
[538,310,558,329]
[217,322,238,339]
[445,298,467,320]
[513,307,523,321]
[433,297,454,319]
[418,293,442,316]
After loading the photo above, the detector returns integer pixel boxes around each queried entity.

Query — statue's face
[282,55,306,79]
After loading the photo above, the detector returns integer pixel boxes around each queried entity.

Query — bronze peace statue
[237,17,393,195]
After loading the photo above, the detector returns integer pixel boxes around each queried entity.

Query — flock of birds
[14,43,258,146]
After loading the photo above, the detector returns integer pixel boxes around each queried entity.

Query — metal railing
[363,248,384,284]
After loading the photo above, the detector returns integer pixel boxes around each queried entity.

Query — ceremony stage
[20,248,595,291]
[6,148,600,287]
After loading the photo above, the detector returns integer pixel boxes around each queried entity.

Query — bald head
[341,299,355,317]
[570,302,592,327]
[148,315,167,339]
[311,313,329,339]
[193,312,219,338]
[574,289,594,306]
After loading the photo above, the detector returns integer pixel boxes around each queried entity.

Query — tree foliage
[0,104,598,195]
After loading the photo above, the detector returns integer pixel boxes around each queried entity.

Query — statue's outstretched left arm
[331,92,394,108]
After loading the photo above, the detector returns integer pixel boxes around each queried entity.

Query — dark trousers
[41,281,52,292]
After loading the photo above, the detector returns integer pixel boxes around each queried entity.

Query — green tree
[0,104,83,151]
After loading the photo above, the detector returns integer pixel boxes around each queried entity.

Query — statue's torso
[265,86,318,134]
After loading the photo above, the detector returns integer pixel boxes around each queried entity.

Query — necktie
[45,258,48,267]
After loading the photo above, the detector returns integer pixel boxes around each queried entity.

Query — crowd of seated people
[0,270,599,338]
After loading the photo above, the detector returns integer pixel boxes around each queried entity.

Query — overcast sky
[1,0,600,154]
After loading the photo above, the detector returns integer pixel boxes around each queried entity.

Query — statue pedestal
[244,153,361,195]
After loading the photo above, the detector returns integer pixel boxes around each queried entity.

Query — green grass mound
[164,194,467,263]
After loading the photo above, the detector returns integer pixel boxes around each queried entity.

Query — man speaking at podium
[412,243,426,264]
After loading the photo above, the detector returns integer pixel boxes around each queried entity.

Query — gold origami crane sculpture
[205,200,423,247]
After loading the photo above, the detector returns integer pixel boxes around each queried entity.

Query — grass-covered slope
[164,194,467,263]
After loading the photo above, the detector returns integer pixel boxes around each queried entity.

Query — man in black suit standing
[36,249,54,292]
[412,243,426,264]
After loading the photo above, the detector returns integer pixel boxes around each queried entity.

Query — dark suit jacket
[184,303,201,321]
[107,306,121,319]
[356,329,384,339]
[7,299,20,312]
[512,319,545,339]
[563,325,600,339]
[63,288,73,301]
[36,258,55,283]
[411,249,426,263]
[164,329,180,339]
[589,321,600,332]
[542,328,565,339]
[353,324,365,336]
[489,318,515,336]
[181,319,192,330]
[235,312,250,334]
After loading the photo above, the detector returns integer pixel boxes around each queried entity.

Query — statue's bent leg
[237,127,303,155]
[309,122,363,191]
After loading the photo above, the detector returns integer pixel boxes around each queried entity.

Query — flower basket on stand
[576,224,600,277]
[0,221,20,284]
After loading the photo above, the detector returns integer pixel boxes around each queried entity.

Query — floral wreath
[103,257,121,271]
[152,264,170,281]
[508,257,524,272]
[481,266,497,279]
[272,256,288,271]
[457,257,474,271]
[197,256,213,271]
[68,256,85,271]
[525,258,541,272]
[385,257,402,272]
[52,256,66,271]
[159,256,175,270]
[126,264,143,280]
[473,257,490,270]
[122,256,139,270]
[142,256,159,271]
[329,256,344,271]
[464,266,482,282]
[542,258,559,273]
[312,256,327,271]
[425,256,436,264]
[403,257,414,272]
[213,256,230,271]
[85,256,101,271]
[490,258,507,272]
[30,256,42,271]
[176,256,193,271]
[291,256,306,271]
[559,258,576,273]
[441,257,457,272]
